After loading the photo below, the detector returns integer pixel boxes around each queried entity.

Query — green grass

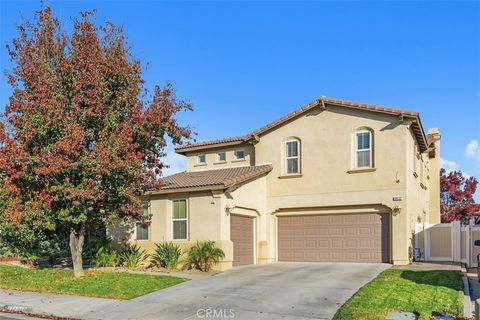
[333,268,464,320]
[0,264,186,300]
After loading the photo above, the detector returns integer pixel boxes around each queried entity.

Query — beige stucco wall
[186,144,255,171]
[113,104,440,270]
[253,106,414,264]
[114,179,269,271]
[115,191,234,270]
[405,126,429,262]
[222,176,268,264]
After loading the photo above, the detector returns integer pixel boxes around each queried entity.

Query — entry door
[230,215,255,266]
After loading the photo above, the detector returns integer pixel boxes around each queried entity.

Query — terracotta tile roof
[147,165,273,194]
[174,135,251,153]
[175,96,428,153]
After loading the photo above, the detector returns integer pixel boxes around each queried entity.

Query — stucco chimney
[427,128,441,224]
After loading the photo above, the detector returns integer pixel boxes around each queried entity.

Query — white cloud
[440,158,458,172]
[160,143,186,177]
[466,139,480,162]
[465,139,480,174]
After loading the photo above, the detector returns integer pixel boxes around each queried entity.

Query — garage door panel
[331,239,343,248]
[305,240,317,248]
[304,227,318,236]
[318,240,330,248]
[345,239,357,248]
[330,227,343,236]
[293,229,306,236]
[344,227,357,236]
[230,215,254,266]
[278,213,390,263]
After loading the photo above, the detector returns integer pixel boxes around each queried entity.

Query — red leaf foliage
[0,6,192,228]
[440,168,480,223]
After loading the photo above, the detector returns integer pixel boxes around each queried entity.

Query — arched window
[285,138,301,174]
[355,129,373,168]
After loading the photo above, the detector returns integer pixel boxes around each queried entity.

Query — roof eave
[174,136,256,155]
[172,96,429,154]
[145,185,225,195]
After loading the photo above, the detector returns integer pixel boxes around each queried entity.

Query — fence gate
[417,221,480,268]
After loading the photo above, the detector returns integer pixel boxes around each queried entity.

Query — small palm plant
[119,244,148,269]
[150,242,182,270]
[185,241,225,272]
[92,244,120,267]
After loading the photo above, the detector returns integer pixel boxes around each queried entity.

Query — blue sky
[1,1,479,197]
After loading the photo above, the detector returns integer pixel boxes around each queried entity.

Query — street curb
[461,265,472,318]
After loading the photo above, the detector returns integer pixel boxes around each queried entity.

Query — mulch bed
[91,265,220,276]
[0,257,20,263]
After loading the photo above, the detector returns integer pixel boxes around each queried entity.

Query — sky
[1,1,479,198]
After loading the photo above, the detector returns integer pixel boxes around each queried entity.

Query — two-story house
[112,96,441,270]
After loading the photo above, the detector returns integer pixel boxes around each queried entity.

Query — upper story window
[234,150,245,160]
[172,199,188,240]
[136,200,150,241]
[197,154,206,164]
[355,130,372,168]
[217,152,226,162]
[285,139,300,174]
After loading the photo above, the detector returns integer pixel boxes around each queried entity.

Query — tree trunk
[69,225,85,278]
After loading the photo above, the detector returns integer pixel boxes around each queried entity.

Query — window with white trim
[217,152,226,162]
[172,199,188,240]
[234,150,245,160]
[355,131,372,168]
[135,200,150,240]
[197,154,206,164]
[285,139,300,174]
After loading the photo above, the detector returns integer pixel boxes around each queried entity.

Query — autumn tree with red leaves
[0,7,191,277]
[440,168,480,224]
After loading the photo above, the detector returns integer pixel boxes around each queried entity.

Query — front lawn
[333,268,464,320]
[0,264,186,300]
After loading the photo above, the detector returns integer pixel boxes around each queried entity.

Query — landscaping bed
[91,265,221,276]
[333,268,464,320]
[0,264,186,300]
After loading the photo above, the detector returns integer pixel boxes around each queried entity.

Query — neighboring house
[111,96,441,270]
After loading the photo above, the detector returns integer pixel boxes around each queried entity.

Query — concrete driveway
[95,262,389,320]
[1,262,389,320]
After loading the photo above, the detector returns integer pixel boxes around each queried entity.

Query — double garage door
[278,213,390,263]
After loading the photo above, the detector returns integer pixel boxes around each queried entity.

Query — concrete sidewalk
[1,289,117,319]
[467,268,480,315]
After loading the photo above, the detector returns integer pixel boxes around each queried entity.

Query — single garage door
[230,215,254,266]
[278,213,390,263]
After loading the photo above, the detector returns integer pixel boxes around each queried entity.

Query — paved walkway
[467,268,480,314]
[394,261,462,271]
[0,262,390,320]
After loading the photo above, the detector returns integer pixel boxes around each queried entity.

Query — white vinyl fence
[417,221,480,267]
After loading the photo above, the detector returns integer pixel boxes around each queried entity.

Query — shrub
[83,233,110,259]
[92,245,120,267]
[120,244,148,269]
[184,241,225,272]
[19,250,39,266]
[150,242,182,269]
